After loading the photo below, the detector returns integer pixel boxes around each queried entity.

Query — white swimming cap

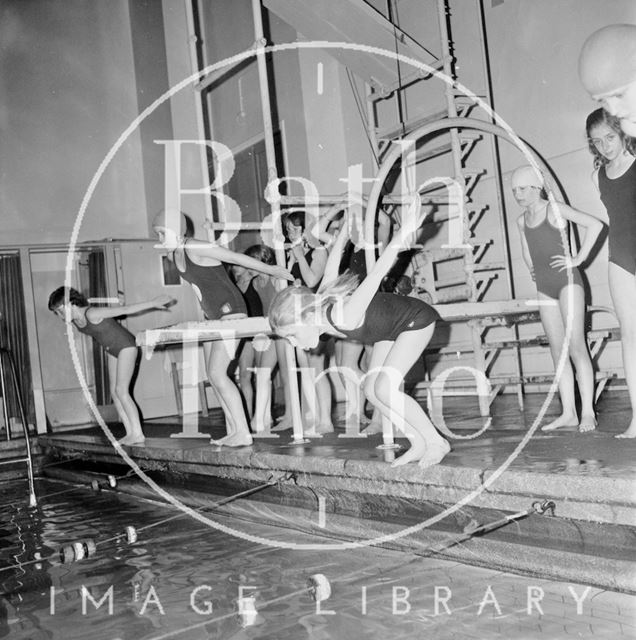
[511,165,544,190]
[579,24,636,96]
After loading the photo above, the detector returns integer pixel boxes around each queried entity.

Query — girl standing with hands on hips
[48,287,174,446]
[586,108,636,438]
[513,165,602,433]
[269,196,450,468]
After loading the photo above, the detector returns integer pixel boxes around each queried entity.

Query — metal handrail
[0,348,37,506]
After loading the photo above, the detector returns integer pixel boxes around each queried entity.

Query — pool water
[0,479,633,640]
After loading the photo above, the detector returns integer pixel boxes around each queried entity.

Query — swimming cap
[578,24,636,96]
[511,165,544,190]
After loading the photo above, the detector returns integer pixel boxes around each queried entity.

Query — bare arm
[340,196,426,328]
[516,215,534,277]
[293,245,328,288]
[321,216,351,287]
[376,209,391,253]
[549,203,604,269]
[591,169,600,193]
[186,240,293,281]
[316,203,345,245]
[86,295,173,322]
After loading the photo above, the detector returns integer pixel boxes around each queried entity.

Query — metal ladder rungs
[0,454,32,467]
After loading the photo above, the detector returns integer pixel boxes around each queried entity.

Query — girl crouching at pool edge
[268,196,450,468]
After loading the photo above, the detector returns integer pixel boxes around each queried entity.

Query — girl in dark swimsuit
[586,108,636,437]
[48,287,173,445]
[269,197,449,468]
[231,244,279,432]
[331,204,391,432]
[513,165,602,433]
[279,210,333,434]
[153,212,292,447]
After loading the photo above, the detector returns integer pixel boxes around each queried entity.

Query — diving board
[135,299,542,441]
[136,299,542,356]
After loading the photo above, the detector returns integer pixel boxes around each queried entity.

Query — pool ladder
[0,347,37,506]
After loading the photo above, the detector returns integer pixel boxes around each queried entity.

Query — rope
[0,472,293,576]
[98,473,290,545]
[0,467,138,511]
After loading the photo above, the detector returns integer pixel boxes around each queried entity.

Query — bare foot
[616,420,636,438]
[251,420,273,433]
[315,422,334,434]
[360,421,383,435]
[222,432,253,447]
[210,433,236,445]
[340,417,362,433]
[418,439,451,469]
[578,415,597,433]
[118,434,145,446]
[271,415,292,432]
[391,438,428,467]
[541,414,579,432]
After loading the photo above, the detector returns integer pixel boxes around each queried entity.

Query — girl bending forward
[48,287,173,445]
[153,211,292,446]
[269,198,450,468]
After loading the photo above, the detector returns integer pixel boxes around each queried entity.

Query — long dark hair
[585,108,635,168]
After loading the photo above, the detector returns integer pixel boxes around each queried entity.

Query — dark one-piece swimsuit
[73,310,136,356]
[326,292,440,345]
[175,246,247,319]
[598,161,636,274]
[523,205,584,299]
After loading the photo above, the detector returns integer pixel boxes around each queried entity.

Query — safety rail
[0,347,37,506]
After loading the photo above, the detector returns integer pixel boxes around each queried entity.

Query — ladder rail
[0,348,37,506]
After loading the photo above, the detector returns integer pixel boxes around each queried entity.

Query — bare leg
[108,348,144,445]
[206,339,252,446]
[237,339,255,420]
[609,264,636,437]
[271,339,293,431]
[538,294,579,432]
[360,408,383,435]
[308,350,333,433]
[363,327,449,468]
[335,339,365,427]
[360,344,383,433]
[251,339,276,431]
[559,285,597,432]
[295,348,321,434]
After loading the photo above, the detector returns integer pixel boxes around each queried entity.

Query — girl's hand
[397,194,427,248]
[152,295,175,309]
[271,266,295,282]
[290,241,305,260]
[550,254,580,272]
